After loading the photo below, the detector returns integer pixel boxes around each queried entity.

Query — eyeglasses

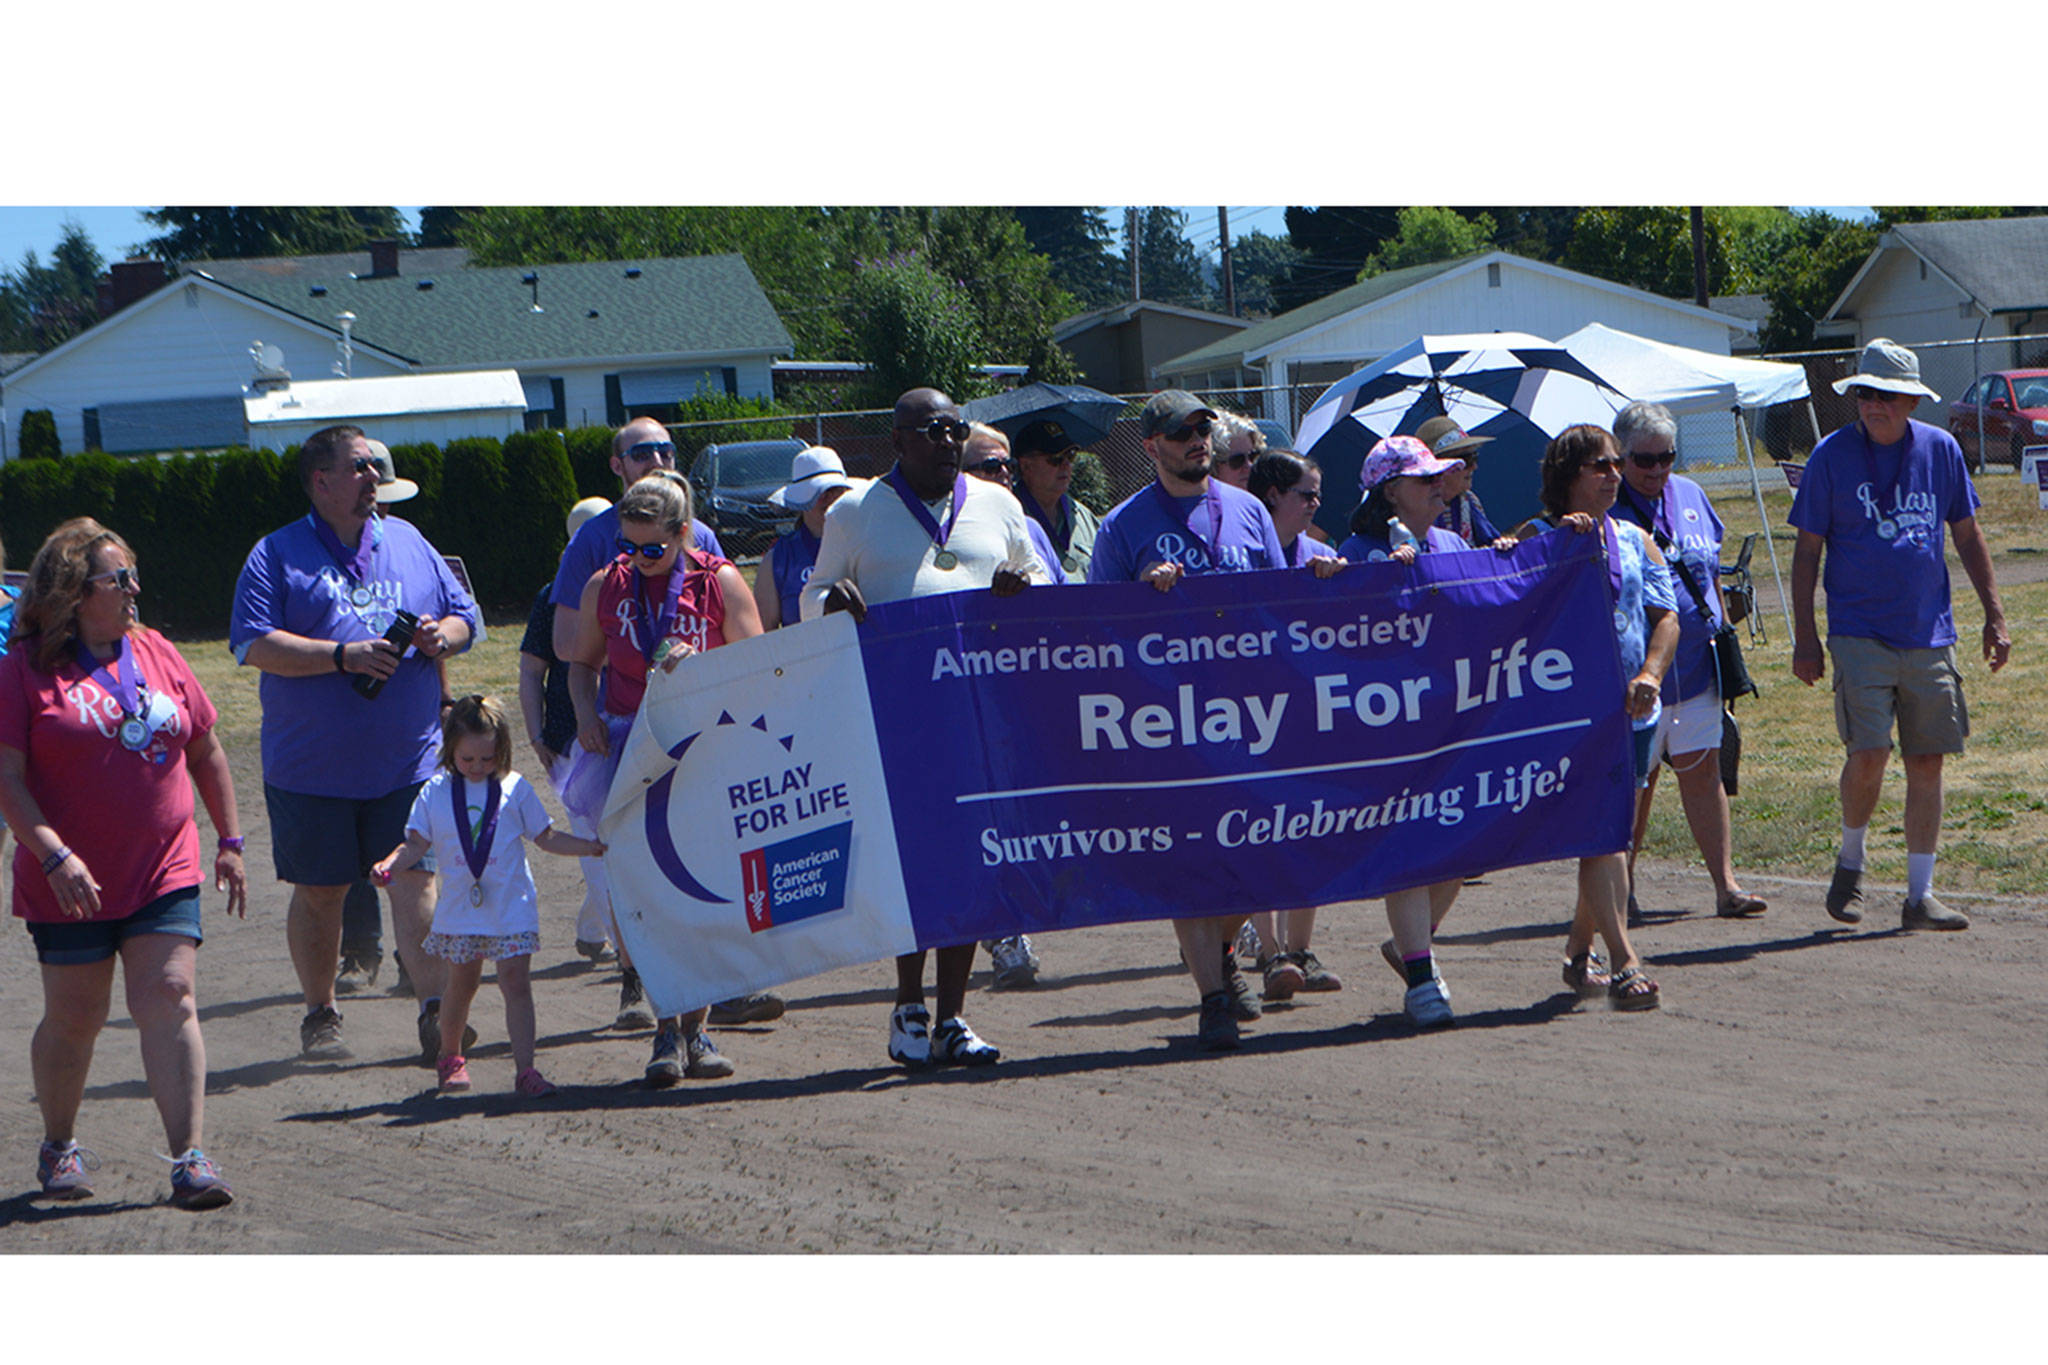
[622,440,677,463]
[614,537,672,561]
[968,458,1012,478]
[87,566,141,592]
[1584,455,1624,473]
[1220,451,1255,469]
[1629,450,1677,469]
[1025,450,1076,467]
[896,416,970,444]
[1161,420,1213,445]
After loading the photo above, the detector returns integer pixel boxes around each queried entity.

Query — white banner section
[600,614,915,1017]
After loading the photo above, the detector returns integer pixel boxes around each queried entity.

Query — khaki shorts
[1829,636,1968,756]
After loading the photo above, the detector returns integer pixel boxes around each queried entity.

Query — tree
[415,207,480,247]
[0,220,104,351]
[1755,210,1880,352]
[1271,206,1403,313]
[1226,230,1305,317]
[1456,207,1581,265]
[1358,207,1496,280]
[844,252,990,408]
[18,409,61,460]
[1014,208,1122,310]
[1134,208,1211,310]
[872,207,1080,383]
[1563,206,1729,299]
[138,207,406,261]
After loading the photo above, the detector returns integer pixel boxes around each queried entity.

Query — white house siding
[535,357,776,431]
[2,281,405,456]
[1847,250,1975,348]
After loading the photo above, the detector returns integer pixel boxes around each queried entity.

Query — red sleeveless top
[595,546,730,715]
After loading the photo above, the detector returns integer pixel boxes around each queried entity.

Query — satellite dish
[252,342,286,374]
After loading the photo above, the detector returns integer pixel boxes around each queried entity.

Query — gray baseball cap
[1139,389,1218,439]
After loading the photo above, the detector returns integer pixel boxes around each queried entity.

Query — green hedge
[19,409,61,461]
[0,432,576,636]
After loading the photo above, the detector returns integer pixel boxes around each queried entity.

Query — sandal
[1562,949,1610,998]
[1608,964,1661,1012]
[1715,890,1768,918]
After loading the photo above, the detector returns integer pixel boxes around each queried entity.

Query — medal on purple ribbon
[452,774,502,909]
[76,638,153,751]
[885,467,967,571]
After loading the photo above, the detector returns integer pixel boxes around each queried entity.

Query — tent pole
[1735,406,1791,639]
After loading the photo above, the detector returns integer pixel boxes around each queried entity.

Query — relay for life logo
[642,708,854,933]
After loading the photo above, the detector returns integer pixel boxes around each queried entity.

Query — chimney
[97,258,169,318]
[367,239,401,278]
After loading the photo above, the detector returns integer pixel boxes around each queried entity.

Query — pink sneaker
[436,1055,472,1092]
[514,1067,556,1097]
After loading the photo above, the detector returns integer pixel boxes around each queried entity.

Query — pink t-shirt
[0,628,218,923]
[595,547,731,716]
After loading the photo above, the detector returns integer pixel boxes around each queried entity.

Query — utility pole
[1218,207,1236,317]
[1689,206,1709,308]
[1127,207,1142,302]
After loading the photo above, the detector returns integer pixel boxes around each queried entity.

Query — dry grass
[168,476,2048,897]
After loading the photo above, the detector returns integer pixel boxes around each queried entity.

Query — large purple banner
[858,532,1634,946]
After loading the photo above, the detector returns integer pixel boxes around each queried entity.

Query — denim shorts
[265,781,436,886]
[26,885,203,966]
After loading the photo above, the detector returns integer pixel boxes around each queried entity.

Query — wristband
[218,836,245,852]
[334,641,349,672]
[41,846,72,876]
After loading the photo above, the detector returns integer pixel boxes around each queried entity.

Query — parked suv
[686,437,807,559]
[1949,369,2048,470]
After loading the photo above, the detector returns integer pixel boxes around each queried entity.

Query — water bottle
[1387,517,1422,555]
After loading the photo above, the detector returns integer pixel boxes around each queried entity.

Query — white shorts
[1647,688,1724,767]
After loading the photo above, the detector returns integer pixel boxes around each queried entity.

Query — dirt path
[4,799,2044,1255]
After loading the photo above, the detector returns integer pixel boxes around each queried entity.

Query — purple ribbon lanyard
[75,636,143,718]
[1601,514,1624,604]
[634,568,681,670]
[884,467,967,552]
[1152,480,1222,568]
[309,512,378,582]
[451,774,502,886]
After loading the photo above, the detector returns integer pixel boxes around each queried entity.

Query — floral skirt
[423,930,540,964]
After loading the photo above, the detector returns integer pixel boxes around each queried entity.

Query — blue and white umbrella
[1296,332,1631,534]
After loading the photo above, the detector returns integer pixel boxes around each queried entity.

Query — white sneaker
[1235,920,1262,967]
[888,1002,932,1068]
[1404,978,1455,1030]
[985,935,1040,989]
[932,1015,1000,1066]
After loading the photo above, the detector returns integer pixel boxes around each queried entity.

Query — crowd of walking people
[1,336,2009,1208]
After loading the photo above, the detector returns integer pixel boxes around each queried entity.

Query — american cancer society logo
[644,709,856,934]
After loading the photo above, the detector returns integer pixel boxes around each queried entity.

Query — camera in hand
[352,609,420,700]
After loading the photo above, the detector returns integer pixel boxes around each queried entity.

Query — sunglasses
[1025,450,1076,467]
[87,566,142,592]
[335,455,378,476]
[1629,450,1677,469]
[1162,420,1214,444]
[622,440,677,463]
[1220,451,1255,469]
[968,458,1012,477]
[897,416,970,444]
[1584,455,1625,473]
[1291,487,1322,504]
[1848,385,1912,404]
[614,537,673,561]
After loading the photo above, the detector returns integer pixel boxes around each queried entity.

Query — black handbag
[1719,708,1741,796]
[1658,531,1759,704]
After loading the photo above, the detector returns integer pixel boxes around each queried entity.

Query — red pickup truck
[1949,368,2048,470]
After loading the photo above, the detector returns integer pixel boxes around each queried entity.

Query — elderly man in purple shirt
[1789,339,2011,933]
[230,425,480,1062]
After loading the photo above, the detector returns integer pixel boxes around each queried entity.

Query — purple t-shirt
[1614,473,1724,702]
[1088,479,1286,582]
[550,508,724,610]
[1024,516,1068,586]
[1336,525,1466,561]
[1286,535,1338,569]
[229,512,481,799]
[1787,418,1979,650]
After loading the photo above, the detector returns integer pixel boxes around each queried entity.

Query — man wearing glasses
[804,387,1050,1068]
[229,425,480,1062]
[1789,338,2011,932]
[1013,419,1101,578]
[1088,390,1288,1050]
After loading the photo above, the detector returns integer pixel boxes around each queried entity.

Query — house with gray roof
[1157,249,1754,433]
[1820,215,2048,363]
[0,241,792,459]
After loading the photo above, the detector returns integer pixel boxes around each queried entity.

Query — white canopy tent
[1559,323,1813,637]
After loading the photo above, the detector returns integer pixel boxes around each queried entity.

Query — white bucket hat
[365,438,420,503]
[769,446,855,510]
[1831,338,1940,403]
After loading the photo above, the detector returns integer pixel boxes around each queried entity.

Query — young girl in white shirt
[374,695,605,1096]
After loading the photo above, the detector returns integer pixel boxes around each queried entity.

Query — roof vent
[310,285,327,297]
[587,309,599,318]
[522,271,543,313]
[625,267,643,279]
[416,279,434,291]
